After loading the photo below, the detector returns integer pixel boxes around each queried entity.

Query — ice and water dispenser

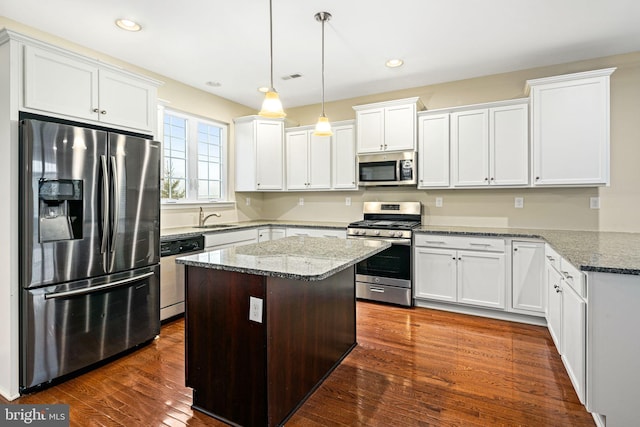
[38,179,83,242]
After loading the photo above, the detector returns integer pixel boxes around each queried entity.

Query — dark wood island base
[185,265,357,427]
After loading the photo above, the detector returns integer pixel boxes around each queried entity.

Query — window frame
[160,107,229,205]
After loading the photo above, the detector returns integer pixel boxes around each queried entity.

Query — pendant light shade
[259,0,286,118]
[313,11,332,136]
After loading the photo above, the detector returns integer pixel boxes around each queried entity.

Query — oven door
[352,238,412,306]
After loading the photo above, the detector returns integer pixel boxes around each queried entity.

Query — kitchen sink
[193,224,235,229]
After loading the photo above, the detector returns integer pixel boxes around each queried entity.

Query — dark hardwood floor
[2,302,595,426]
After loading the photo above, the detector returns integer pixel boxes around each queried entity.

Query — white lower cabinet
[561,280,586,405]
[414,235,506,310]
[285,227,345,239]
[204,229,258,250]
[512,241,545,314]
[544,244,586,405]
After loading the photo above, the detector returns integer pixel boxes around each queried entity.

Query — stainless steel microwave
[357,151,417,186]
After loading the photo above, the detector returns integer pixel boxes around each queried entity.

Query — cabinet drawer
[545,244,561,271]
[414,234,505,252]
[205,229,258,248]
[560,258,586,298]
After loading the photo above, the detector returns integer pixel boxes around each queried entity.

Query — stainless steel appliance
[160,235,204,321]
[19,117,161,392]
[357,151,417,186]
[348,201,421,306]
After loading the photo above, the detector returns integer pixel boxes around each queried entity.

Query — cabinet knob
[458,257,462,261]
[484,177,488,181]
[380,145,383,150]
[93,108,99,113]
[490,177,494,181]
[514,248,518,252]
[535,176,540,181]
[101,110,107,115]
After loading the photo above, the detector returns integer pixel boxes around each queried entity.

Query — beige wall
[3,16,639,232]
[239,52,640,232]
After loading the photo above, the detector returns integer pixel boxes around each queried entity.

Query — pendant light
[313,11,332,136]
[259,0,286,118]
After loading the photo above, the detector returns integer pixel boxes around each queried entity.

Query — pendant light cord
[269,0,274,90]
[321,15,326,117]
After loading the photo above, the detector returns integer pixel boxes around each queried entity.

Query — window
[161,109,227,202]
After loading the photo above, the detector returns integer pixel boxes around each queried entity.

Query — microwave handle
[396,161,401,181]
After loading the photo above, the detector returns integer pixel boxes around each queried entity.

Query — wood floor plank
[2,302,594,426]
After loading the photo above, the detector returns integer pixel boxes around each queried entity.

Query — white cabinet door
[413,247,457,302]
[546,262,563,352]
[512,241,545,313]
[451,109,489,186]
[562,282,586,404]
[98,69,156,131]
[308,133,331,189]
[332,123,356,189]
[257,227,271,242]
[356,108,384,153]
[285,130,309,190]
[270,227,287,240]
[418,113,450,188]
[23,45,98,121]
[457,250,506,309]
[255,120,284,190]
[490,104,529,186]
[529,69,613,186]
[385,103,416,152]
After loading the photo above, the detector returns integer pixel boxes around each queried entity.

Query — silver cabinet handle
[370,287,385,293]
[45,272,155,300]
[469,243,491,247]
[424,240,446,244]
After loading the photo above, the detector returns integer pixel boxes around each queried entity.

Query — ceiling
[1,0,639,110]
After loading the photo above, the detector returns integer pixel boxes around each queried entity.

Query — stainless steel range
[348,201,421,307]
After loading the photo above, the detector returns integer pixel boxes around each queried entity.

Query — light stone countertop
[175,236,390,281]
[415,226,640,275]
[160,220,349,241]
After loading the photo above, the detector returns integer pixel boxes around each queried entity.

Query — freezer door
[20,119,109,288]
[108,133,160,273]
[21,265,160,390]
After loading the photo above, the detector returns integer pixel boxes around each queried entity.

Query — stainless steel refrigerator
[19,117,161,391]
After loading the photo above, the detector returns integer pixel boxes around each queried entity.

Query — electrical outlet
[345,197,351,206]
[515,197,524,209]
[249,296,263,323]
[246,197,251,206]
[435,197,443,208]
[299,197,304,206]
[590,197,600,209]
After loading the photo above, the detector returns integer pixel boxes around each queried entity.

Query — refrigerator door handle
[100,155,109,254]
[110,155,120,254]
[44,271,155,300]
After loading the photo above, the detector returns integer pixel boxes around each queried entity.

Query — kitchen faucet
[199,207,221,226]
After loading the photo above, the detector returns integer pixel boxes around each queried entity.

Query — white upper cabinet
[451,100,529,187]
[234,116,285,191]
[285,127,331,190]
[353,97,423,154]
[527,68,615,186]
[417,112,450,188]
[23,44,159,133]
[332,121,357,190]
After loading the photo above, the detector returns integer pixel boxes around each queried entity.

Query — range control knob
[388,230,395,237]
[374,230,380,236]
[395,231,404,238]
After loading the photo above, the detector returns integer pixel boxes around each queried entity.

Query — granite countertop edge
[176,238,391,281]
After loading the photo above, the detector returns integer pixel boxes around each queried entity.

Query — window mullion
[188,120,199,200]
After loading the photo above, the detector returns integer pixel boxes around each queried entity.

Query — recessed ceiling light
[115,19,142,32]
[385,59,404,68]
[206,81,222,87]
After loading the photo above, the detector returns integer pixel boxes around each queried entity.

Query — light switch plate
[435,197,443,208]
[345,197,351,206]
[249,296,263,323]
[246,197,251,206]
[590,197,600,209]
[515,197,524,209]
[299,197,304,206]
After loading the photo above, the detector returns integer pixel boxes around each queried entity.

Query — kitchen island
[176,236,390,427]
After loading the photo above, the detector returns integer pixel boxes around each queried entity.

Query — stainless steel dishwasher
[160,235,205,321]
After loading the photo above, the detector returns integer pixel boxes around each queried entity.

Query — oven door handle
[44,272,155,300]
